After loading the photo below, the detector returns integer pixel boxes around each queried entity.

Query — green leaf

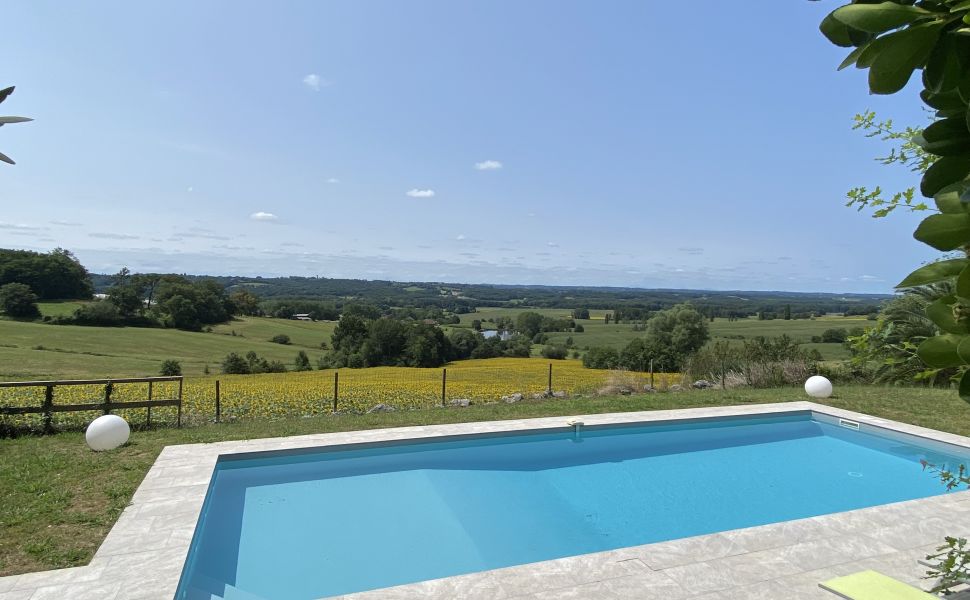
[921,156,970,198]
[821,13,857,47]
[953,1,970,13]
[0,116,32,125]
[959,266,970,298]
[924,34,963,93]
[926,295,967,333]
[921,88,967,111]
[918,117,970,155]
[869,23,944,95]
[0,87,13,105]
[960,369,970,403]
[935,184,970,212]
[839,44,869,70]
[917,333,970,367]
[913,212,970,250]
[896,258,968,287]
[832,2,934,33]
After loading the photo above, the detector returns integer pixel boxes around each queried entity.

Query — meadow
[456,307,866,360]
[0,304,867,383]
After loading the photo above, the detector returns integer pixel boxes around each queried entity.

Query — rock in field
[669,384,684,392]
[502,393,523,403]
[692,380,712,389]
[448,398,471,407]
[366,403,396,414]
[552,391,567,398]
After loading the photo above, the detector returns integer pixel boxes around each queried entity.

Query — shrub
[346,353,365,368]
[159,359,182,376]
[0,283,40,319]
[541,344,568,360]
[583,346,620,369]
[294,350,312,371]
[265,360,288,373]
[270,334,291,345]
[221,352,250,374]
[574,324,584,333]
[820,328,848,344]
[70,301,124,326]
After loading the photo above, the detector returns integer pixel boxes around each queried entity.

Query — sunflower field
[0,358,681,429]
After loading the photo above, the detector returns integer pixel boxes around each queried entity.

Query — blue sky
[0,1,942,293]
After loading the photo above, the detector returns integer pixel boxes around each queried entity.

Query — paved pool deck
[1,401,968,600]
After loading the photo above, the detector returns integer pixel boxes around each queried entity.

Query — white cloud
[187,186,194,193]
[547,241,559,247]
[456,234,466,241]
[302,74,327,91]
[250,211,279,221]
[327,177,340,184]
[474,160,503,171]
[406,189,435,198]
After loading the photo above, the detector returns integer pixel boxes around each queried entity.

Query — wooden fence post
[332,372,338,413]
[441,368,447,407]
[547,363,553,395]
[177,377,183,428]
[146,381,153,428]
[649,359,654,389]
[42,385,53,433]
[103,382,113,415]
[215,380,221,423]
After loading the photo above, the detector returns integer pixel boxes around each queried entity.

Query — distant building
[293,313,313,321]
[481,330,513,341]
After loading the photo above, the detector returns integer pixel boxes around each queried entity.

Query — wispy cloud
[302,74,330,91]
[406,189,435,198]
[456,234,466,241]
[0,222,46,231]
[50,220,81,227]
[89,232,139,240]
[474,160,502,171]
[326,177,340,184]
[250,211,279,222]
[678,247,704,255]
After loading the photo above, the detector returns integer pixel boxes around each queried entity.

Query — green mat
[819,570,936,599]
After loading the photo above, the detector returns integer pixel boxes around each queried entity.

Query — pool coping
[0,400,968,600]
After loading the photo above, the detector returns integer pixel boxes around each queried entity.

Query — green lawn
[36,300,88,318]
[0,384,966,576]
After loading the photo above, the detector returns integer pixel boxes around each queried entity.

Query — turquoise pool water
[176,413,969,599]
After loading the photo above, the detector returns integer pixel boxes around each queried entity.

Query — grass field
[0,384,965,576]
[0,307,869,382]
[0,317,334,380]
[456,307,867,360]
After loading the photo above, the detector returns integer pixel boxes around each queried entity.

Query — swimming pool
[175,411,969,599]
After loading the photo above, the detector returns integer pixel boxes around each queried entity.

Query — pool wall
[2,401,969,599]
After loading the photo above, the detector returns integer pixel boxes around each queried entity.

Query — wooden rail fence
[0,376,183,432]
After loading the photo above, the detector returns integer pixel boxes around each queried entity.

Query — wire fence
[0,361,683,431]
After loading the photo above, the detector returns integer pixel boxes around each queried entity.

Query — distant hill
[89,273,890,318]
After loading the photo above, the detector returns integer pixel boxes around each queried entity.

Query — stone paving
[1,401,968,599]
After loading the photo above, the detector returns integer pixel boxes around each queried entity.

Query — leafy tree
[515,312,544,338]
[221,352,250,374]
[71,301,124,326]
[471,319,482,331]
[639,303,710,371]
[571,308,590,320]
[574,324,585,333]
[362,318,408,366]
[331,314,370,354]
[107,268,145,318]
[294,350,312,371]
[159,359,182,376]
[230,288,262,316]
[0,282,40,318]
[342,303,381,320]
[619,337,651,371]
[270,334,291,345]
[0,248,93,299]
[582,346,620,369]
[448,328,481,359]
[819,0,970,402]
[0,86,32,165]
[404,323,451,367]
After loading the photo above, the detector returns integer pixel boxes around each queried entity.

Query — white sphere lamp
[804,375,833,399]
[85,414,130,451]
